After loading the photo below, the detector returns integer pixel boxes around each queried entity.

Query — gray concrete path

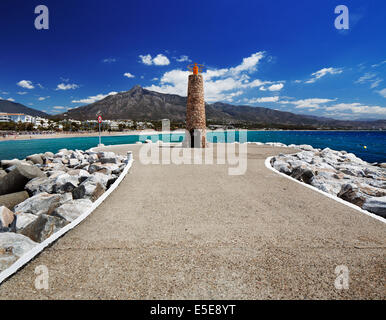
[0,144,384,299]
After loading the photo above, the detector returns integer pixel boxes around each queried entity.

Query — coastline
[1,128,384,142]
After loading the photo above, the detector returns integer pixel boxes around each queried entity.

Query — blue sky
[0,0,385,120]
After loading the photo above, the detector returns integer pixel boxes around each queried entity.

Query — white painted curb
[0,154,134,284]
[265,156,386,224]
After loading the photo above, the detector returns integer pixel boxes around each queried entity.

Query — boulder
[68,158,80,167]
[290,165,315,184]
[337,184,366,207]
[15,212,39,231]
[97,151,116,159]
[25,176,55,195]
[0,164,46,195]
[0,191,29,209]
[13,192,67,216]
[72,182,105,202]
[0,232,37,272]
[310,176,344,195]
[272,159,291,174]
[67,169,90,181]
[0,159,28,169]
[53,199,93,222]
[20,214,68,243]
[0,169,6,179]
[53,173,79,193]
[298,144,316,152]
[83,172,110,188]
[100,157,118,164]
[378,163,386,169]
[43,151,54,159]
[0,206,16,233]
[362,196,386,217]
[26,154,43,165]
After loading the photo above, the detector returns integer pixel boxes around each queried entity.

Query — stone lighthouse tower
[185,63,206,148]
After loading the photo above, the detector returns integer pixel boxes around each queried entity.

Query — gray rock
[0,164,46,196]
[43,151,54,158]
[0,206,16,233]
[26,154,43,165]
[69,158,79,167]
[337,184,366,208]
[290,165,315,184]
[100,157,118,164]
[13,192,65,216]
[53,173,79,193]
[0,191,29,209]
[272,159,291,174]
[25,176,55,195]
[0,169,6,179]
[298,144,316,152]
[310,176,344,195]
[15,212,38,231]
[53,199,93,222]
[0,159,28,169]
[378,163,386,169]
[19,214,68,243]
[362,196,386,217]
[0,232,37,272]
[72,182,105,202]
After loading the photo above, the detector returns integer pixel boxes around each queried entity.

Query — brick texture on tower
[186,73,206,148]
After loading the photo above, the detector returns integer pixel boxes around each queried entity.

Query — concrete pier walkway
[0,144,384,299]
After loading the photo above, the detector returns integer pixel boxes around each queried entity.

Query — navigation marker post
[97,115,104,147]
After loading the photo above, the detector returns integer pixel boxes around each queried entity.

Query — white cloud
[153,54,170,66]
[56,83,79,90]
[371,60,386,68]
[102,58,116,63]
[17,80,34,89]
[124,72,135,78]
[229,51,264,75]
[7,98,15,102]
[145,52,274,102]
[176,55,191,62]
[139,53,170,66]
[246,96,280,103]
[355,72,383,88]
[281,98,335,109]
[326,103,386,115]
[17,92,27,95]
[377,88,386,98]
[305,67,343,83]
[72,91,118,104]
[38,96,50,101]
[267,83,284,91]
[53,106,66,110]
[139,54,153,65]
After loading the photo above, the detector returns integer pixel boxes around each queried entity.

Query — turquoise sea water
[0,131,385,163]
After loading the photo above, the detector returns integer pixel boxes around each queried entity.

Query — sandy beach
[0,130,165,141]
[0,143,384,299]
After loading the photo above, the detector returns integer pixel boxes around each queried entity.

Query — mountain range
[0,100,49,117]
[55,86,385,129]
[1,86,385,130]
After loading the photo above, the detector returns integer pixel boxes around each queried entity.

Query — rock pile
[270,144,386,218]
[0,149,129,272]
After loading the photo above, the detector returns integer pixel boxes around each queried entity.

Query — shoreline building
[185,63,207,148]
